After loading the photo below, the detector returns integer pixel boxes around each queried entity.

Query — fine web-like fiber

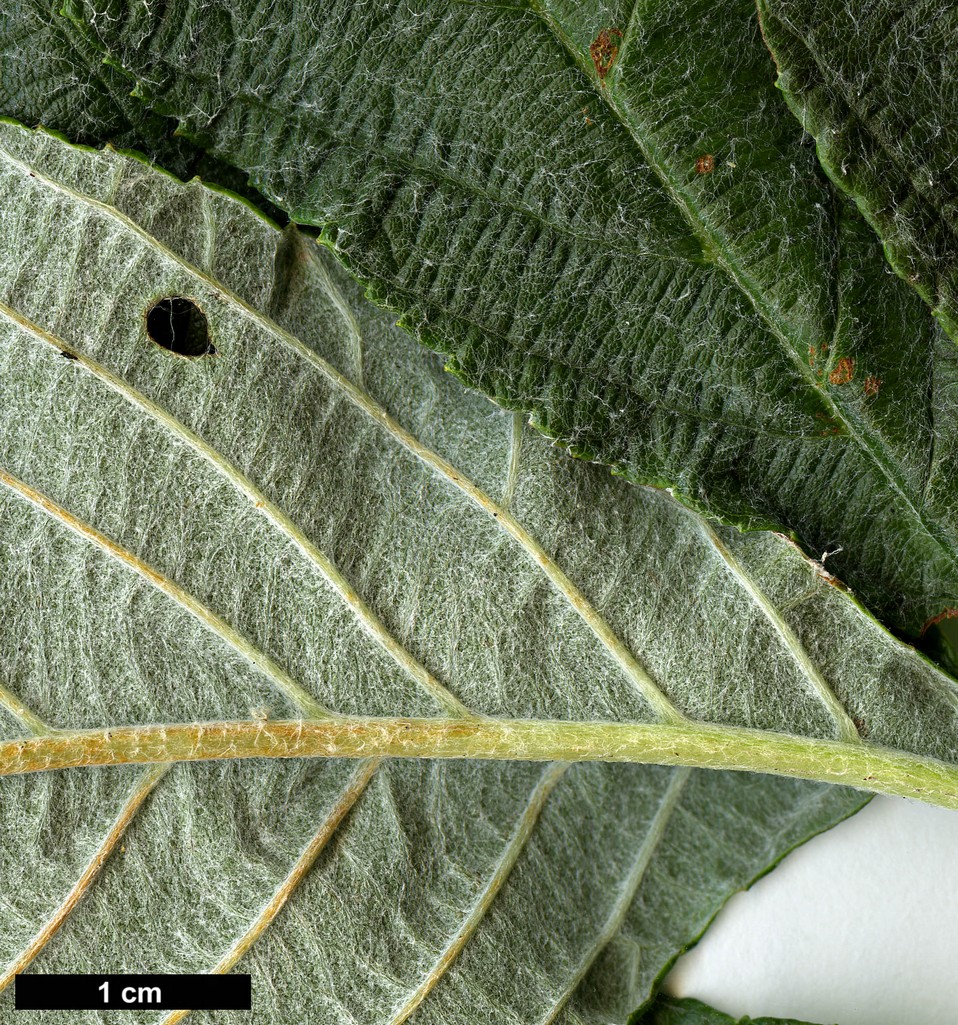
[59,0,958,640]
[0,1,287,215]
[0,1,197,174]
[758,0,958,340]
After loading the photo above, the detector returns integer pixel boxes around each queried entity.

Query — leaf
[0,0,192,171]
[0,121,875,1023]
[55,0,958,640]
[755,0,958,341]
[0,0,284,217]
[633,996,828,1025]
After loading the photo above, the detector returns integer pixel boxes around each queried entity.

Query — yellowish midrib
[5,716,958,809]
[0,152,587,1017]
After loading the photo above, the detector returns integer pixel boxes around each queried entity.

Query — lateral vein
[0,762,169,990]
[0,301,473,720]
[0,467,329,719]
[303,250,683,724]
[0,682,51,736]
[696,517,861,743]
[156,757,382,1025]
[538,767,691,1025]
[385,761,569,1025]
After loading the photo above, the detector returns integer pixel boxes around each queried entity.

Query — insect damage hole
[146,296,215,357]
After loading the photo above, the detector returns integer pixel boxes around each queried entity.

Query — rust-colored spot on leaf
[808,345,817,367]
[828,357,855,385]
[590,28,622,83]
[694,154,715,175]
[921,606,958,637]
[864,374,881,397]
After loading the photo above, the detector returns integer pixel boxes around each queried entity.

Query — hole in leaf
[146,296,214,357]
[918,616,958,678]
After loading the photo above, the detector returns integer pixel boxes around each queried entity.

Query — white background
[664,796,958,1024]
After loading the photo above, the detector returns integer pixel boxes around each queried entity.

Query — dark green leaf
[634,996,829,1025]
[756,0,958,341]
[56,0,958,639]
[0,0,284,217]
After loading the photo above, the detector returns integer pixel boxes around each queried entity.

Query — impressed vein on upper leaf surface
[57,0,958,640]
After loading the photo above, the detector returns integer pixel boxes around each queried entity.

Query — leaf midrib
[8,716,958,809]
[521,0,957,566]
[0,130,670,1012]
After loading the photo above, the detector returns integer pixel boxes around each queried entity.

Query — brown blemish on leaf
[775,532,849,590]
[808,345,817,367]
[864,374,881,397]
[589,28,622,84]
[853,716,869,738]
[694,154,715,175]
[921,606,958,637]
[828,357,855,385]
